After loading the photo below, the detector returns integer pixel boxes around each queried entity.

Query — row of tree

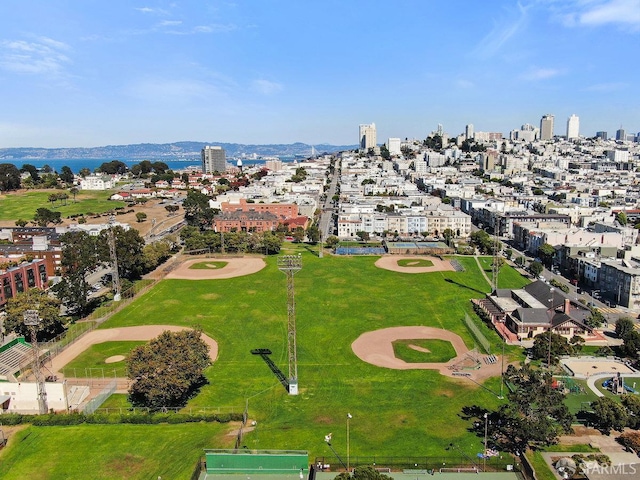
[180,226,282,255]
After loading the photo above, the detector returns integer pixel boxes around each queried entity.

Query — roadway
[318,160,339,241]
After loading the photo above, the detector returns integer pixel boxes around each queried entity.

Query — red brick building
[0,259,48,307]
[221,199,298,219]
[213,211,280,233]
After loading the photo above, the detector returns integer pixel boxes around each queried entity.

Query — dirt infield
[351,326,502,381]
[375,255,455,273]
[51,325,219,377]
[165,257,266,280]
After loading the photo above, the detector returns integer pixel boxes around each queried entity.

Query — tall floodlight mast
[491,216,501,293]
[23,309,48,414]
[108,216,122,301]
[277,254,302,395]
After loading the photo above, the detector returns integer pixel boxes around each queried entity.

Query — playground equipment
[602,372,639,395]
[552,377,584,395]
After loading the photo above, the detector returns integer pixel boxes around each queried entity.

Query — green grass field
[392,339,456,363]
[61,341,145,377]
[2,251,530,479]
[396,258,433,267]
[0,189,125,221]
[188,261,228,270]
[0,423,230,480]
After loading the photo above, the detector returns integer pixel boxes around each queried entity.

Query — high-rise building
[540,114,554,140]
[465,124,474,140]
[616,128,626,141]
[566,114,579,139]
[596,131,608,140]
[359,123,377,150]
[387,137,401,155]
[201,145,227,173]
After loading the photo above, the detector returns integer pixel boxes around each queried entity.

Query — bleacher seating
[0,342,33,379]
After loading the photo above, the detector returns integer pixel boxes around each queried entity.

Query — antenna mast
[491,216,501,293]
[278,254,302,395]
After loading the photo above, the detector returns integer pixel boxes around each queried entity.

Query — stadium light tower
[278,254,302,395]
[23,309,48,414]
[107,216,122,301]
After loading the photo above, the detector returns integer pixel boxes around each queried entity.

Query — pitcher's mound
[105,355,126,364]
[166,257,266,279]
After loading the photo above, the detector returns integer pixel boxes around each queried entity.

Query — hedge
[0,411,241,426]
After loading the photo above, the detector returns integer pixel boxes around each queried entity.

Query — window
[14,272,24,293]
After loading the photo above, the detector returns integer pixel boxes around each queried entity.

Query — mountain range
[0,141,357,160]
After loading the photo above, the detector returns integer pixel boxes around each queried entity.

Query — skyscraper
[616,128,626,141]
[566,114,579,140]
[540,114,554,140]
[596,131,608,140]
[465,124,474,140]
[359,123,377,150]
[201,145,226,173]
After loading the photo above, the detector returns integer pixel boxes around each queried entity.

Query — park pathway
[474,255,492,288]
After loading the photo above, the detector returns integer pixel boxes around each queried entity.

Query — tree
[585,308,605,329]
[53,231,98,315]
[165,204,180,216]
[33,207,61,226]
[98,160,128,175]
[98,226,146,280]
[20,164,40,184]
[615,317,635,338]
[469,230,493,254]
[79,167,91,178]
[136,212,148,223]
[616,211,628,226]
[292,226,305,243]
[0,163,22,191]
[183,190,217,229]
[4,289,64,341]
[306,224,321,244]
[69,187,79,202]
[15,218,28,227]
[590,397,628,434]
[325,235,339,248]
[59,165,74,184]
[622,395,640,429]
[355,231,370,242]
[537,243,555,267]
[621,330,640,358]
[531,331,573,364]
[529,260,544,277]
[127,329,210,408]
[463,364,572,454]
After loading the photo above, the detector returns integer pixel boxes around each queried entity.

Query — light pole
[324,433,348,473]
[483,413,488,473]
[548,287,555,370]
[23,309,48,414]
[346,413,352,472]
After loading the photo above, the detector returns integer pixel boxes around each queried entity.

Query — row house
[221,198,298,219]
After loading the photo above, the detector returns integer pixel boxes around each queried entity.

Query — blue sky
[0,0,639,148]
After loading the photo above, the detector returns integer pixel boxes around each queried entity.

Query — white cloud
[559,0,640,30]
[520,67,563,80]
[158,20,183,27]
[473,2,532,58]
[135,7,169,15]
[0,37,71,76]
[251,79,283,95]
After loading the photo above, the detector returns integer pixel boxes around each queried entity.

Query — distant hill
[0,141,357,160]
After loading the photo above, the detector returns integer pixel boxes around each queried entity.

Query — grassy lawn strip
[62,341,145,378]
[99,394,132,410]
[188,261,228,270]
[397,258,433,267]
[392,339,456,363]
[526,450,557,480]
[0,423,231,480]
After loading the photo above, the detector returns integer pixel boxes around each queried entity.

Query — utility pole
[23,309,48,414]
[278,254,302,395]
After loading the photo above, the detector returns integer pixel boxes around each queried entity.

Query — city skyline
[0,1,639,149]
